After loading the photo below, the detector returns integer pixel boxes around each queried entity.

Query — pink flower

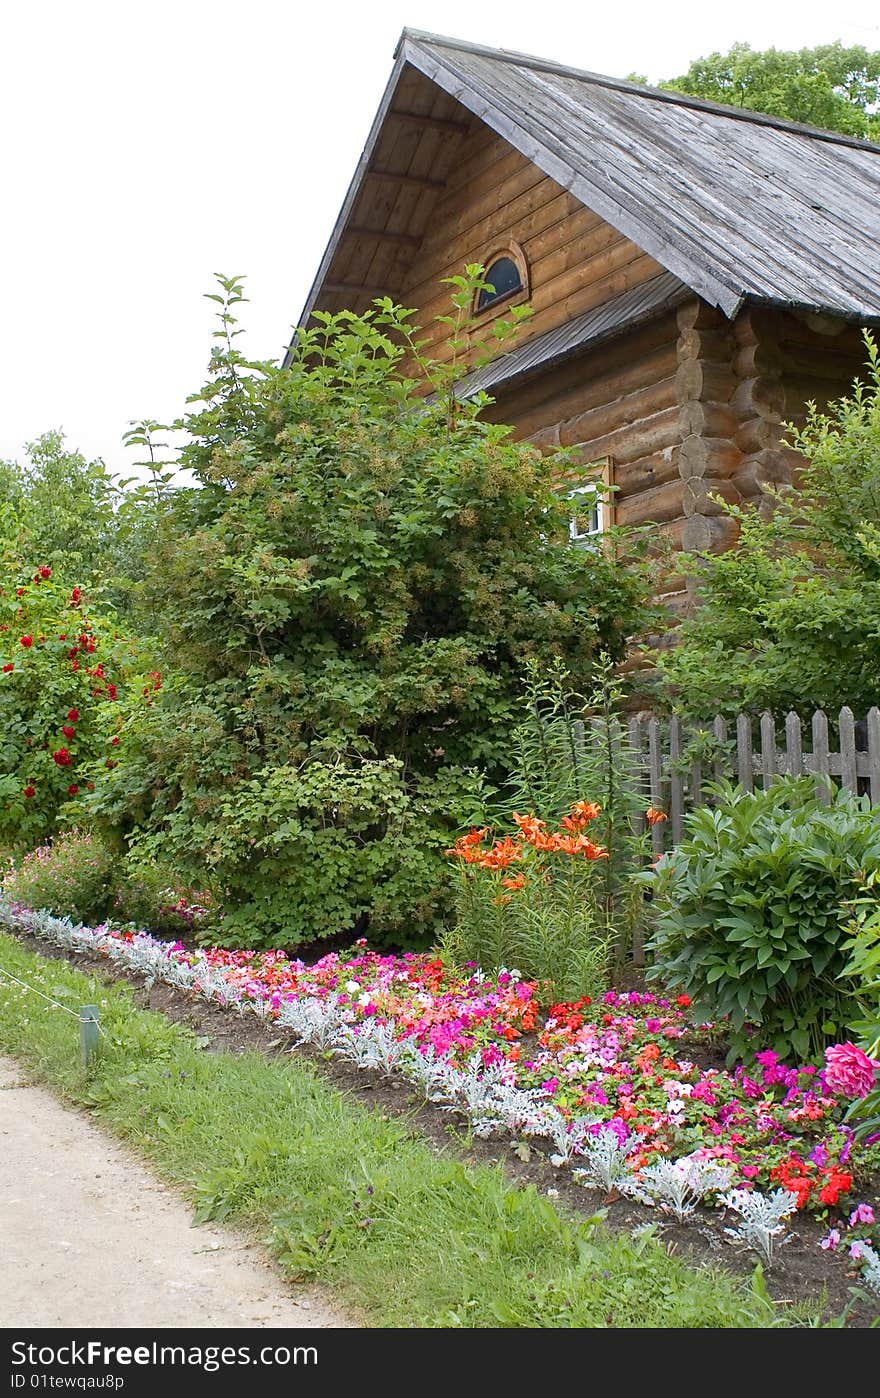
[820,1229,841,1251]
[849,1203,875,1227]
[824,1042,879,1099]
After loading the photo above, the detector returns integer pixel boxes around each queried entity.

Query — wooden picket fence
[622,706,880,855]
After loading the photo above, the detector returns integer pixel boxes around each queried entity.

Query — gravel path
[0,1056,352,1329]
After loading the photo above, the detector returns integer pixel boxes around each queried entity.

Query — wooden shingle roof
[291,29,880,365]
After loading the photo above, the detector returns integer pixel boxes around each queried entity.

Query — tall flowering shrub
[0,559,141,850]
[88,276,653,949]
[444,801,613,1000]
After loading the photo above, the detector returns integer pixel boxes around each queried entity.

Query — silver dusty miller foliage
[624,1156,733,1221]
[572,1126,634,1191]
[721,1188,798,1264]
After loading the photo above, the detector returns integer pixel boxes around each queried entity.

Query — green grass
[0,933,785,1328]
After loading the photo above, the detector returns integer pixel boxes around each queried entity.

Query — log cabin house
[289,30,880,612]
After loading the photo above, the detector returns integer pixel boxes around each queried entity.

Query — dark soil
[15,931,879,1328]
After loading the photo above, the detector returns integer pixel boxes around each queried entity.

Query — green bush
[86,275,653,949]
[841,877,880,1140]
[654,337,880,717]
[2,829,115,924]
[0,557,142,852]
[110,858,214,940]
[642,778,880,1060]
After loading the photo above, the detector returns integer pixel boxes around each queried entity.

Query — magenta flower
[824,1042,879,1099]
[820,1229,841,1251]
[849,1203,875,1227]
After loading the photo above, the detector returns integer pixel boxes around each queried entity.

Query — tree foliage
[654,337,880,718]
[658,41,880,140]
[87,275,654,948]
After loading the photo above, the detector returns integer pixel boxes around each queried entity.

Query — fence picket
[811,710,831,804]
[627,717,646,837]
[784,711,803,778]
[839,707,858,793]
[669,716,683,843]
[868,708,880,805]
[647,719,664,857]
[759,711,777,788]
[736,713,753,791]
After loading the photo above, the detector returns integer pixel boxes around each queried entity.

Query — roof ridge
[398,27,880,156]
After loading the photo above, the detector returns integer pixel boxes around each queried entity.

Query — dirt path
[0,1057,352,1329]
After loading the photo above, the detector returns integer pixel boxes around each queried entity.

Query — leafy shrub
[110,858,214,939]
[643,778,880,1060]
[0,554,142,852]
[2,829,115,924]
[654,337,880,717]
[840,876,880,1140]
[87,276,653,949]
[443,801,613,1001]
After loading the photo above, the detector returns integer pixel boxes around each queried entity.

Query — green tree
[659,41,880,140]
[89,276,655,949]
[654,337,880,718]
[0,431,168,622]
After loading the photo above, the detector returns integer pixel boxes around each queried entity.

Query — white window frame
[559,458,614,547]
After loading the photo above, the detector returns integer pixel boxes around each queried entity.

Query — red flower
[67,784,79,796]
[70,588,81,604]
[62,725,76,740]
[110,735,120,746]
[23,785,35,798]
[646,806,668,826]
[52,748,72,766]
[39,566,51,579]
[19,635,33,648]
[66,709,79,722]
[818,1171,853,1207]
[676,995,691,1007]
[2,663,12,673]
[15,588,24,597]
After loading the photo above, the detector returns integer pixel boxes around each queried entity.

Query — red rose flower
[19,635,32,647]
[110,736,120,745]
[62,725,75,740]
[2,663,12,673]
[66,709,79,722]
[15,588,24,597]
[39,566,51,579]
[52,748,72,766]
[67,784,79,796]
[70,588,81,604]
[23,785,36,798]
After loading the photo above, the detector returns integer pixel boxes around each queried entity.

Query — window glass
[476,256,523,310]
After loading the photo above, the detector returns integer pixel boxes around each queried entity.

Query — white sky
[2,0,879,477]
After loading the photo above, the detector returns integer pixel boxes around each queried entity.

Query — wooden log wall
[398,129,663,376]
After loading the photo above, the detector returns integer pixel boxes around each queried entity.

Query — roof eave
[399,33,746,320]
[282,51,411,367]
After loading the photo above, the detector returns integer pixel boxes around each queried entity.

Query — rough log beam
[345,227,422,246]
[322,282,398,297]
[366,168,448,190]
[388,109,471,134]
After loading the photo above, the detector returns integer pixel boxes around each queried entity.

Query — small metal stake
[80,1005,99,1066]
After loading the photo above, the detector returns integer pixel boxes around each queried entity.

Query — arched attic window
[474,244,529,313]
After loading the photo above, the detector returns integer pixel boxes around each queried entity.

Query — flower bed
[2,898,878,1292]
